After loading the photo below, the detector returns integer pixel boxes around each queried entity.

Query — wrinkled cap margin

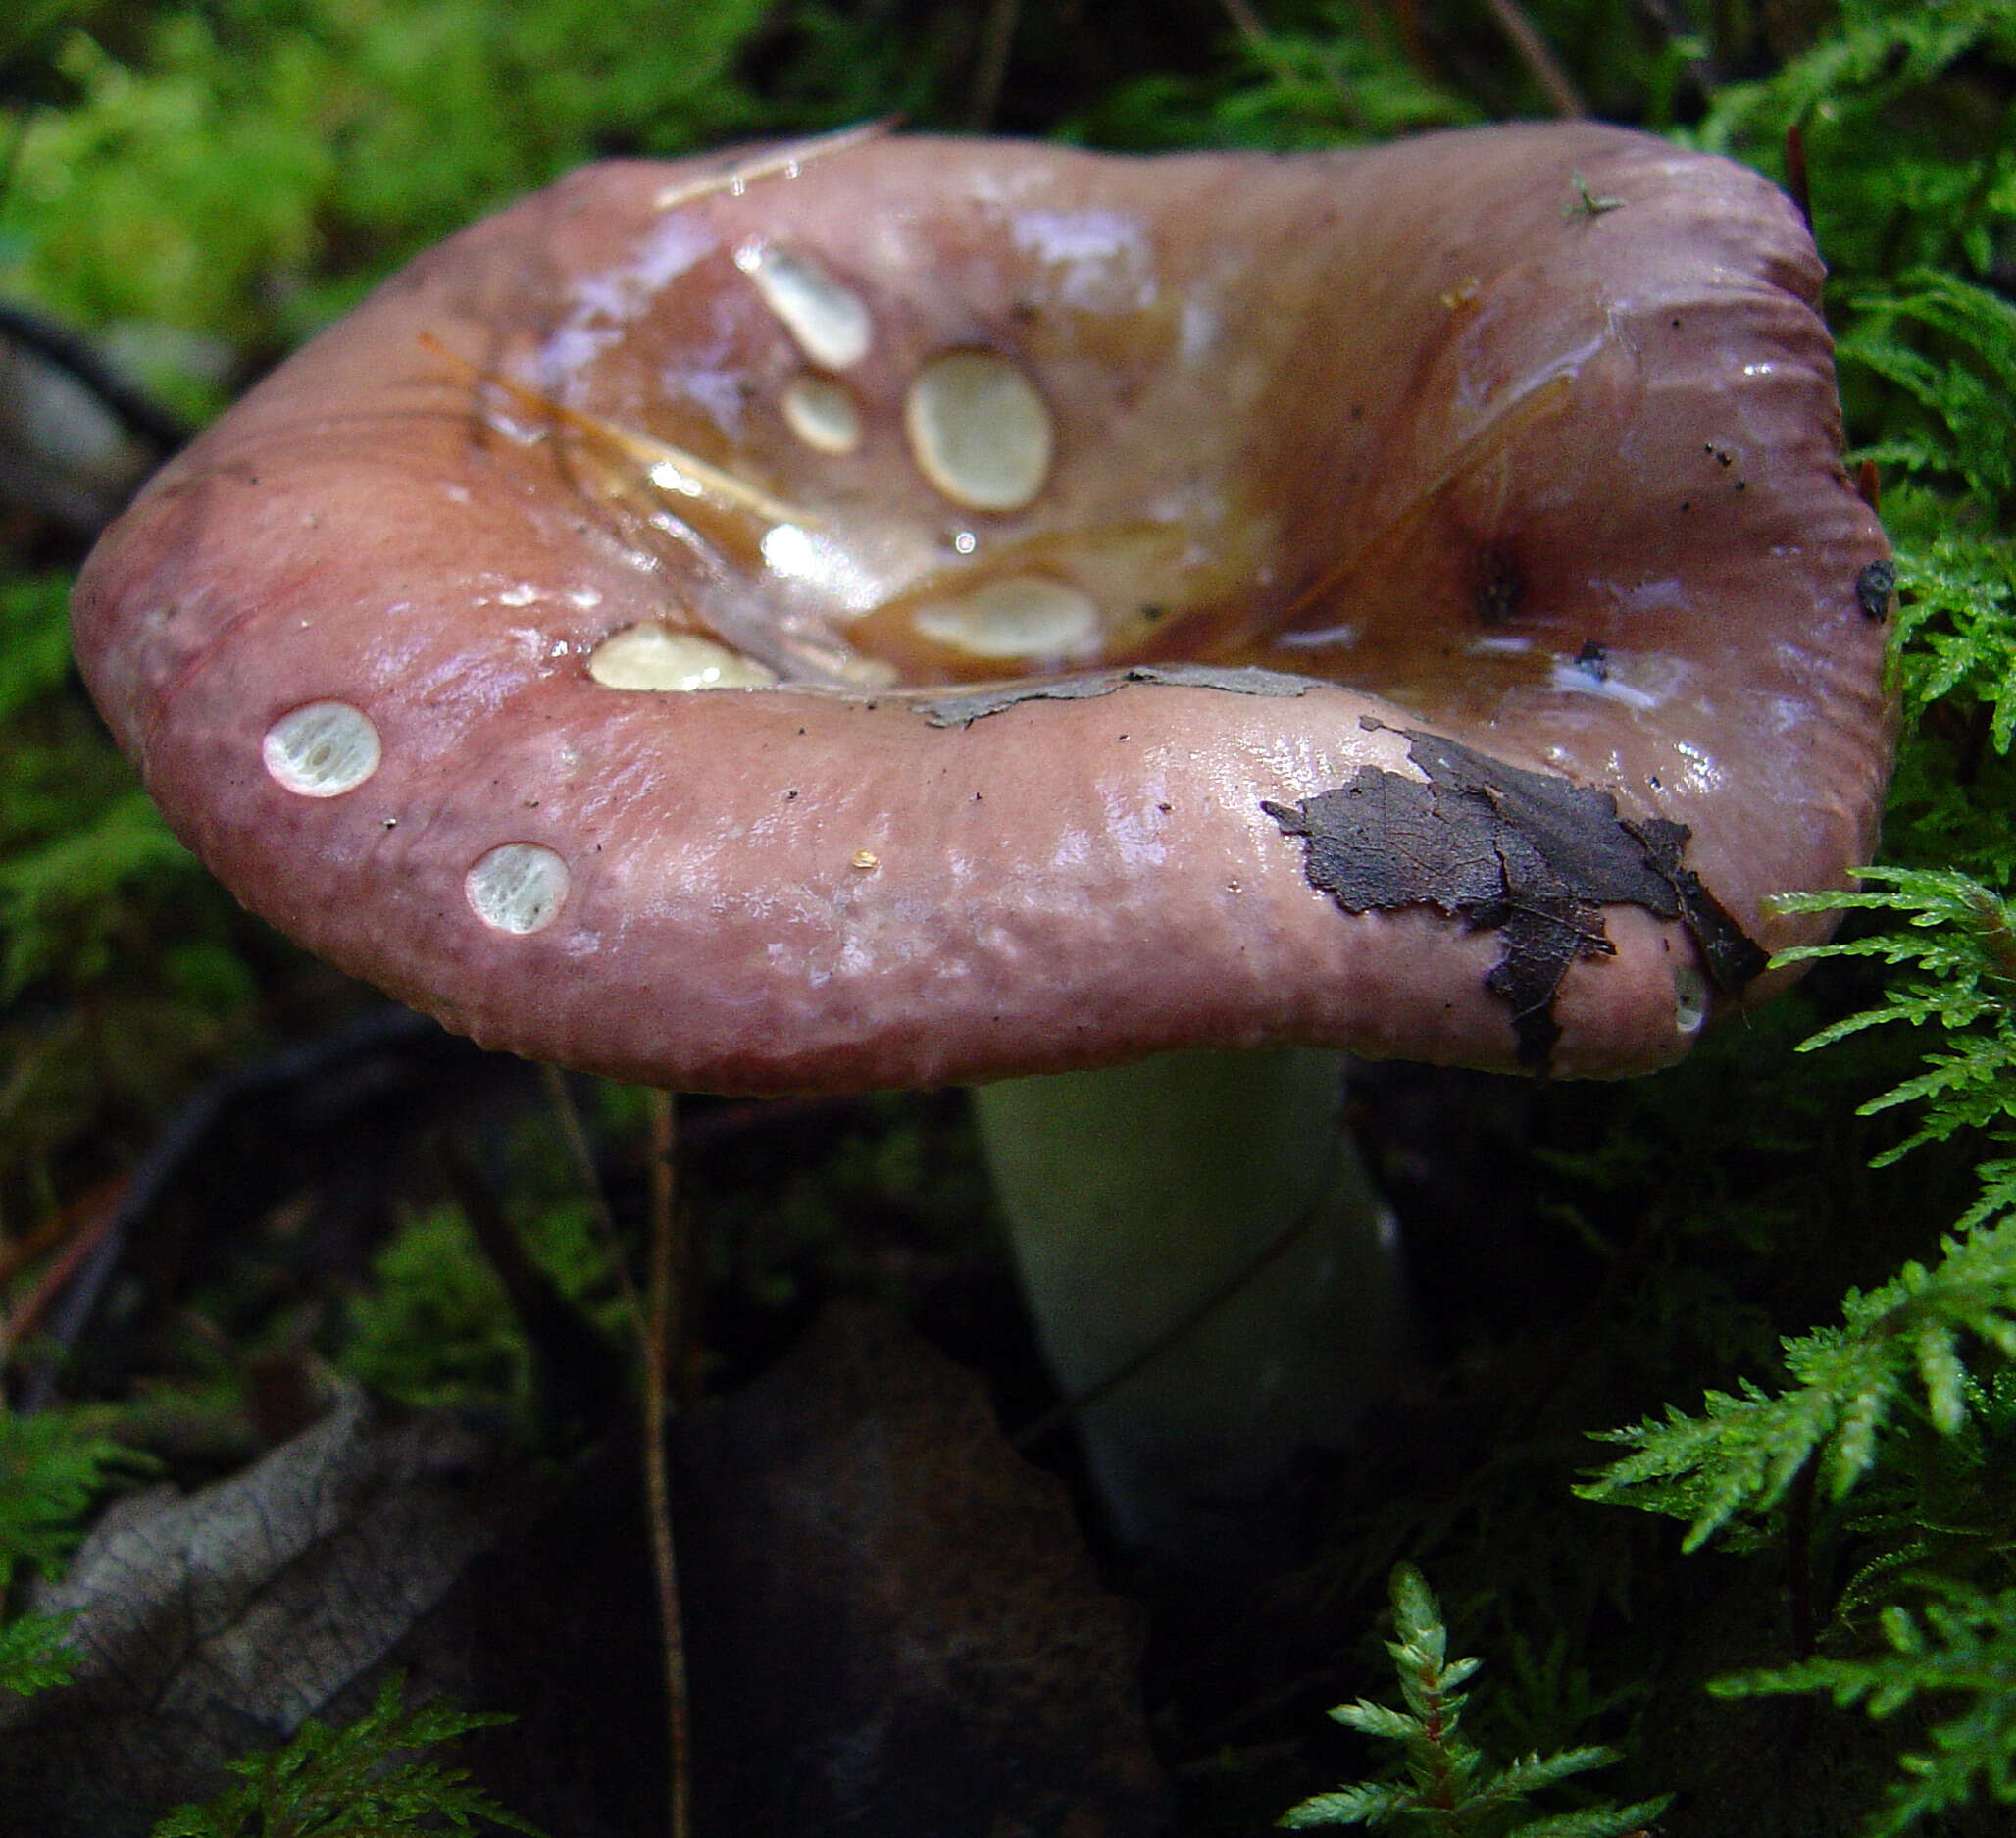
[73,124,1892,1093]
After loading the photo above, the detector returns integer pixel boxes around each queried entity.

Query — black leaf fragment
[1855,559,1896,623]
[919,663,1315,728]
[1262,722,1767,1071]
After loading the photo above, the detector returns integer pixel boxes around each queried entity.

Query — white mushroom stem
[972,1046,1413,1557]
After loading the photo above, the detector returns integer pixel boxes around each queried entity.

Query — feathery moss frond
[0,1405,132,1592]
[1888,530,2016,757]
[0,1611,78,1699]
[1281,1566,1667,1836]
[1840,273,2016,510]
[1585,865,2016,1543]
[1713,1577,2016,1838]
[1581,1210,2016,1546]
[151,1672,545,1838]
[0,1405,139,1698]
[1777,870,2016,1164]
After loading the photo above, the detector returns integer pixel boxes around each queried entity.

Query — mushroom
[72,123,1891,1551]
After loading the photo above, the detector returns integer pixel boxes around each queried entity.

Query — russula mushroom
[73,123,1891,1550]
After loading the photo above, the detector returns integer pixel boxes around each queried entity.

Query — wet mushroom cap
[73,124,1891,1092]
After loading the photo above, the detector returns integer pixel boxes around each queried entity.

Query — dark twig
[1785,122,1813,230]
[1856,457,1882,513]
[1216,0,1273,46]
[1634,0,1720,104]
[434,1124,626,1441]
[14,1005,443,1414]
[0,299,195,453]
[1013,1123,1354,1454]
[1215,0,1365,126]
[1012,1208,1318,1453]
[0,1182,124,1360]
[967,0,1022,128]
[539,1063,640,1322]
[643,1090,693,1838]
[1481,0,1588,118]
[1786,1455,1821,1659]
[0,1174,123,1298]
[1387,0,1436,83]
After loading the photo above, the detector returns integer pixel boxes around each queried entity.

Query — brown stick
[1216,0,1272,46]
[0,1176,124,1298]
[539,1064,641,1322]
[0,1182,125,1360]
[643,1090,692,1838]
[968,0,1022,128]
[1785,121,1813,230]
[1481,0,1588,118]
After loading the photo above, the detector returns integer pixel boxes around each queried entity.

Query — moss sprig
[151,1672,545,1838]
[1712,1576,2016,1838]
[1281,1566,1668,1838]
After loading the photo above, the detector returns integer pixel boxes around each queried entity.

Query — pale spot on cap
[1673,963,1709,1035]
[262,700,381,797]
[904,350,1053,512]
[734,243,872,371]
[467,842,569,935]
[587,623,780,691]
[912,575,1100,660]
[781,374,863,455]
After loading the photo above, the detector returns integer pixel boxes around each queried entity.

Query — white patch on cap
[586,624,779,691]
[467,843,569,935]
[781,375,863,454]
[734,243,872,371]
[912,575,1100,660]
[1673,963,1709,1036]
[904,351,1053,512]
[1546,656,1660,710]
[262,701,381,797]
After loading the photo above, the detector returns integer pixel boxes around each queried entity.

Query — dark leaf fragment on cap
[1263,723,1767,1071]
[919,663,1315,728]
[1855,559,1896,622]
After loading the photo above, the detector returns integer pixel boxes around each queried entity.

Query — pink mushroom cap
[73,123,1892,1092]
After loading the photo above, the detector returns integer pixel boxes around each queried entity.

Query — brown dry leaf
[0,1389,536,1835]
[0,1312,1169,1838]
[676,1303,1171,1838]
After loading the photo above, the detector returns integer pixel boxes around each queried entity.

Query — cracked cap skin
[73,123,1892,1093]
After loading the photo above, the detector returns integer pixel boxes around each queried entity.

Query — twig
[1012,1209,1317,1452]
[651,118,897,212]
[0,1175,124,1298]
[1634,0,1719,103]
[1012,1125,1353,1454]
[967,0,1022,128]
[677,1092,859,1151]
[1214,0,1367,130]
[1785,1455,1820,1659]
[0,299,194,453]
[543,1069,691,1832]
[538,1064,640,1324]
[434,1126,625,1439]
[0,1184,125,1363]
[643,1090,692,1838]
[1856,457,1882,513]
[1785,121,1813,230]
[1481,0,1588,119]
[1387,0,1436,83]
[1216,0,1273,48]
[14,1006,444,1415]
